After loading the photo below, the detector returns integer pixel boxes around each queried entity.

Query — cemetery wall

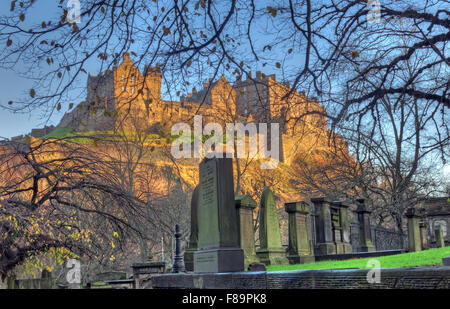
[151,266,450,289]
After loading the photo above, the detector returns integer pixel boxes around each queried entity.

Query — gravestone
[284,201,315,264]
[311,197,335,255]
[256,188,288,265]
[235,194,258,267]
[419,220,428,250]
[435,225,445,248]
[405,207,422,252]
[184,185,199,271]
[331,200,353,253]
[355,198,376,252]
[193,156,244,273]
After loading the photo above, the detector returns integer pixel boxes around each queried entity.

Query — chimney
[236,75,242,82]
[188,93,192,98]
[246,72,252,80]
[203,81,209,88]
[192,87,197,94]
[256,71,262,80]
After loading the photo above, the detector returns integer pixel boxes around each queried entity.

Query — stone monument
[435,225,445,248]
[193,156,244,273]
[331,200,353,253]
[405,207,422,252]
[419,220,428,250]
[355,197,376,252]
[311,197,336,255]
[256,188,288,265]
[235,194,258,267]
[184,185,199,271]
[284,201,315,264]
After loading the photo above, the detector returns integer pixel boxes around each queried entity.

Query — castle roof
[185,79,221,104]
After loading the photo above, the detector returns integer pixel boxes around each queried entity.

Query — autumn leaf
[29,89,36,98]
[351,51,359,59]
[57,103,61,111]
[288,48,293,54]
[6,39,12,47]
[19,13,25,22]
[267,6,277,17]
[68,103,74,109]
[275,62,281,69]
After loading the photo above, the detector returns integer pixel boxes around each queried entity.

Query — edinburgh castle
[56,53,346,165]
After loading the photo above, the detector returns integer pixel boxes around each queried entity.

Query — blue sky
[0,1,62,139]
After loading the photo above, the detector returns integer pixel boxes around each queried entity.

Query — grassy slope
[266,246,450,271]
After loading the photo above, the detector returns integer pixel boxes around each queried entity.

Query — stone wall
[151,267,450,289]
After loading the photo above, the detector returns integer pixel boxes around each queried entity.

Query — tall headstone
[311,197,335,255]
[435,225,445,248]
[184,186,199,271]
[355,198,376,252]
[284,201,315,264]
[405,207,422,252]
[331,201,353,253]
[256,188,288,265]
[194,156,244,273]
[419,220,428,250]
[235,195,258,267]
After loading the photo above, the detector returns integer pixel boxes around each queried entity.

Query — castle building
[58,53,340,164]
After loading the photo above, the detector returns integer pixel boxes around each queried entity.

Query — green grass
[266,246,450,271]
[41,127,76,139]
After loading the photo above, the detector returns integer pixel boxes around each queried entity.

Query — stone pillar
[256,188,288,265]
[435,225,445,248]
[184,185,199,272]
[235,194,258,267]
[332,201,353,254]
[405,208,422,252]
[194,157,244,273]
[355,198,376,252]
[419,220,428,250]
[284,201,315,264]
[311,197,335,255]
